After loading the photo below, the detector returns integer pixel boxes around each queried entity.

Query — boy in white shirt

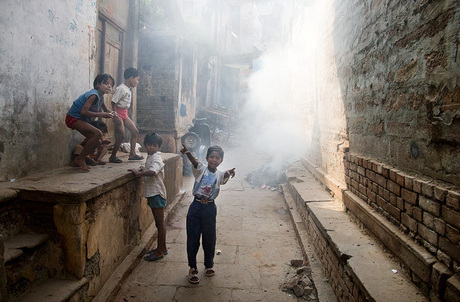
[129,133,168,261]
[110,67,143,163]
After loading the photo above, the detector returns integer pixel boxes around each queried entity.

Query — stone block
[444,274,460,302]
[419,196,441,217]
[418,224,438,246]
[388,180,401,196]
[446,191,460,210]
[442,206,460,229]
[401,188,418,205]
[402,212,418,232]
[439,237,460,262]
[431,262,452,299]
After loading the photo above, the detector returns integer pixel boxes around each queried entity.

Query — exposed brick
[431,262,452,298]
[359,184,367,195]
[396,173,405,187]
[387,180,401,196]
[389,193,397,206]
[418,223,438,246]
[402,212,418,232]
[397,197,404,211]
[362,158,368,169]
[442,206,460,229]
[401,188,418,205]
[419,196,441,217]
[404,175,414,190]
[413,179,422,194]
[383,188,390,202]
[446,191,460,210]
[381,166,389,178]
[446,224,460,244]
[357,166,365,176]
[387,203,401,221]
[434,218,446,236]
[422,182,434,198]
[434,186,448,203]
[405,203,413,216]
[439,237,460,262]
[445,274,460,302]
[423,211,435,229]
[375,174,387,188]
[365,169,376,182]
[367,189,377,203]
[389,169,399,182]
[413,207,423,222]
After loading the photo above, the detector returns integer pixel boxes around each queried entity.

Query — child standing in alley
[66,73,116,172]
[110,67,143,163]
[180,144,235,284]
[129,133,168,261]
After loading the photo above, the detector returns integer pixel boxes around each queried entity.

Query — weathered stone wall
[334,0,460,186]
[0,0,137,181]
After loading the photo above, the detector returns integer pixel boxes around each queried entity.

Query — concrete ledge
[343,190,436,283]
[285,161,429,301]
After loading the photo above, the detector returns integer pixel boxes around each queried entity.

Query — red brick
[401,188,418,205]
[388,180,401,196]
[446,191,460,210]
[418,224,438,245]
[404,175,414,190]
[446,224,460,244]
[422,182,434,198]
[434,186,448,203]
[365,170,375,182]
[397,197,404,211]
[402,212,418,232]
[413,207,423,222]
[387,203,401,221]
[419,196,441,217]
[439,237,460,262]
[396,173,405,187]
[442,206,460,229]
[389,193,397,206]
[389,169,398,182]
[413,179,422,193]
[375,174,387,188]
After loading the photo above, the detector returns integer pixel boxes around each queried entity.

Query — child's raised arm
[180,144,198,168]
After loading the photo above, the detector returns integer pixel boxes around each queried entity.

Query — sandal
[109,157,123,163]
[205,267,215,277]
[128,155,144,160]
[188,268,200,284]
[146,249,168,257]
[143,252,164,262]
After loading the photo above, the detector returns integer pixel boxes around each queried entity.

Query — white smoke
[239,47,309,171]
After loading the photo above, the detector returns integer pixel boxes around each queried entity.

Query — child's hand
[227,168,236,178]
[128,168,140,176]
[180,144,190,154]
[102,111,114,119]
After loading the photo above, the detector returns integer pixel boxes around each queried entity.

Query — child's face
[206,151,223,172]
[98,79,113,94]
[128,76,140,88]
[145,143,159,155]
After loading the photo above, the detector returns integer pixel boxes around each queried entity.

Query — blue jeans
[186,200,217,269]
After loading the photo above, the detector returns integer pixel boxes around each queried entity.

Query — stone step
[4,232,49,263]
[12,278,87,302]
[284,162,429,302]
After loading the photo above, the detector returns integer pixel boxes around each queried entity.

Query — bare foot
[96,160,106,165]
[70,157,91,172]
[85,157,98,166]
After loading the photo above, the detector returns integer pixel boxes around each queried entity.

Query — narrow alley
[110,139,333,302]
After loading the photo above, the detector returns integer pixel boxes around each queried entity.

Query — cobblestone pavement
[114,143,307,302]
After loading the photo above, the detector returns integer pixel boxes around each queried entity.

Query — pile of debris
[245,163,287,190]
[281,259,318,301]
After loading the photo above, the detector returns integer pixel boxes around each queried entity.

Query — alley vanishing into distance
[111,135,336,302]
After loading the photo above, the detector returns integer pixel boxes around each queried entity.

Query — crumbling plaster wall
[292,0,460,187]
[0,0,135,182]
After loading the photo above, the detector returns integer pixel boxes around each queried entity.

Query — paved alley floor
[114,144,307,302]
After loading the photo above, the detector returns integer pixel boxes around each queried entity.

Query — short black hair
[90,120,108,134]
[206,145,224,159]
[93,73,114,89]
[144,132,162,147]
[124,67,140,80]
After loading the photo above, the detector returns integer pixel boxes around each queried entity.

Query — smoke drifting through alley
[239,48,309,172]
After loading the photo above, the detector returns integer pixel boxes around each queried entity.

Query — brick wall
[345,152,460,298]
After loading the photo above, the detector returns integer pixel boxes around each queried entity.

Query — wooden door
[96,16,124,142]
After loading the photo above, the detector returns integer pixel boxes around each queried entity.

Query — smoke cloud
[239,47,309,171]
